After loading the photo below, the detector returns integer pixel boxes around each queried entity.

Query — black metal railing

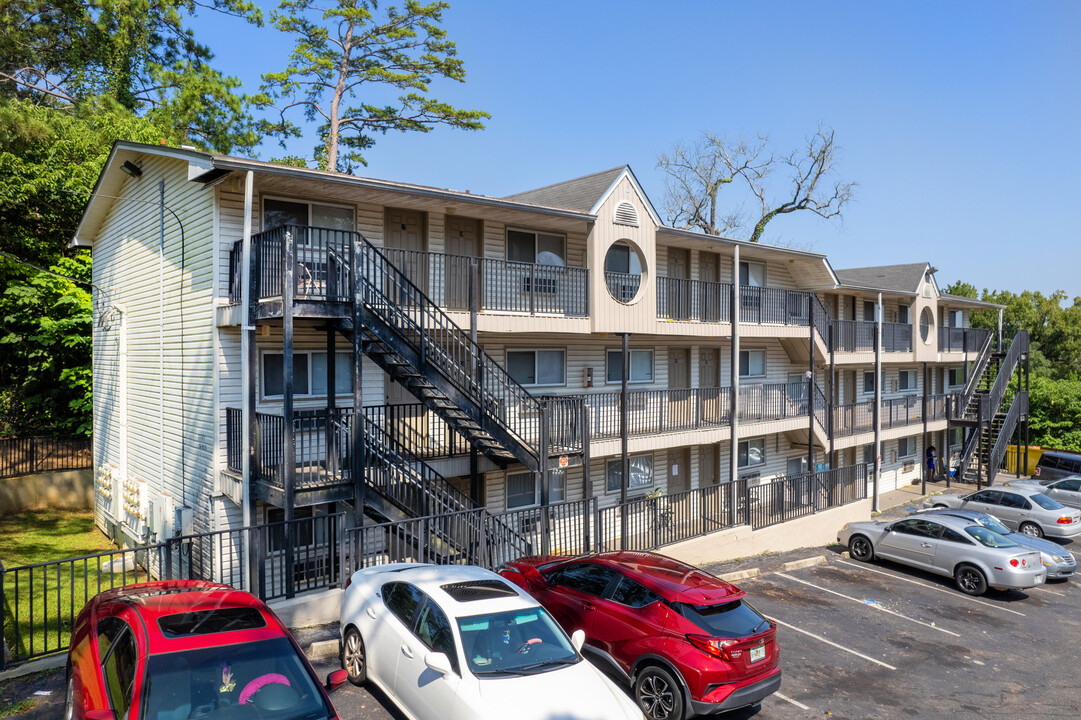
[596,482,748,552]
[0,435,91,479]
[656,277,732,322]
[747,464,868,529]
[579,387,731,440]
[486,498,595,567]
[605,271,642,303]
[362,403,471,460]
[739,286,811,325]
[882,322,913,353]
[832,320,876,352]
[939,326,992,354]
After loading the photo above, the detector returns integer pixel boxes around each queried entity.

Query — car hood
[474,660,640,720]
[1008,532,1073,557]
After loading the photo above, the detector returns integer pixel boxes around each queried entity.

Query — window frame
[898,369,918,392]
[897,437,916,459]
[260,349,354,401]
[863,371,876,395]
[605,454,655,494]
[505,348,567,388]
[505,470,566,510]
[948,368,964,387]
[506,227,567,266]
[606,349,655,385]
[739,349,766,379]
[737,438,766,469]
[738,261,766,287]
[413,597,460,675]
[897,305,910,324]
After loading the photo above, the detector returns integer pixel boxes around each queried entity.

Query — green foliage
[260,0,489,172]
[1,253,93,436]
[0,0,264,154]
[1028,376,1081,452]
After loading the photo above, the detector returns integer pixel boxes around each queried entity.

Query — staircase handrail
[986,331,1029,416]
[955,330,995,417]
[987,392,1027,485]
[811,293,832,349]
[952,400,987,483]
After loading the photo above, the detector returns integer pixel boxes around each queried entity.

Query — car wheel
[1019,522,1044,538]
[635,665,684,720]
[64,663,74,720]
[342,627,367,686]
[932,503,948,509]
[849,535,874,562]
[955,564,988,596]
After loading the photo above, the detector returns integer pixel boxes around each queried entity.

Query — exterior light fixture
[121,161,143,178]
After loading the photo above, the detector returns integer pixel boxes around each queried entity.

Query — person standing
[926,445,937,482]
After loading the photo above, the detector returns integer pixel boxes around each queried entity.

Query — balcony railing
[832,393,955,439]
[606,271,642,303]
[380,248,589,317]
[938,326,991,353]
[882,322,913,353]
[580,387,732,440]
[832,320,876,352]
[656,277,731,322]
[362,404,470,460]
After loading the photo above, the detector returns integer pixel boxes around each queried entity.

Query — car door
[539,562,620,639]
[96,616,140,720]
[395,594,462,720]
[931,526,979,576]
[587,573,666,672]
[1044,478,1081,509]
[996,491,1029,529]
[369,581,425,698]
[875,518,941,569]
[961,490,1002,516]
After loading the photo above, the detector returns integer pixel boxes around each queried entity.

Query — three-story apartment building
[75,142,1020,564]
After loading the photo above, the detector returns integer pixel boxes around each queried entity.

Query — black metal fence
[747,464,868,529]
[0,435,92,479]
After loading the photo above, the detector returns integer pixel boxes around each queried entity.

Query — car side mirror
[86,711,117,720]
[325,669,348,692]
[424,651,454,676]
[570,629,586,652]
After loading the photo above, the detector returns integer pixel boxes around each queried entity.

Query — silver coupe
[838,514,1046,595]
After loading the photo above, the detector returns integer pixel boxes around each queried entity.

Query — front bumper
[689,668,782,716]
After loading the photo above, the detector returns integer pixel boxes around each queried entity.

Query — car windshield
[676,599,770,638]
[965,526,1021,548]
[1031,494,1065,510]
[973,515,1011,535]
[457,607,578,677]
[140,636,332,720]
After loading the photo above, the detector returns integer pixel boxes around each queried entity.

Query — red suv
[64,580,346,719]
[499,551,780,720]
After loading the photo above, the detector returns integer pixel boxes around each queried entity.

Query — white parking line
[775,573,961,637]
[774,692,811,711]
[771,617,897,670]
[1030,586,1066,597]
[834,559,1027,617]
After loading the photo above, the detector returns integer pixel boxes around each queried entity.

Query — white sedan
[339,563,644,720]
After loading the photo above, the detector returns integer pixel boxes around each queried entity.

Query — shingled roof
[834,263,930,294]
[503,167,627,212]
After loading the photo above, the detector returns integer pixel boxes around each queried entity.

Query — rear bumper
[988,568,1046,589]
[1042,524,1081,539]
[689,668,781,716]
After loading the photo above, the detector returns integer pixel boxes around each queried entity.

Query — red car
[63,580,346,720]
[499,551,780,720]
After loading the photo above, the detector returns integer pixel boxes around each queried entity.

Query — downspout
[239,171,255,588]
[873,292,883,512]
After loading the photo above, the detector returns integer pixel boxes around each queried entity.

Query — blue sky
[190,1,1081,298]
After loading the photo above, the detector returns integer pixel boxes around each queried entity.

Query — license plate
[1036,574,1044,584]
[750,646,765,663]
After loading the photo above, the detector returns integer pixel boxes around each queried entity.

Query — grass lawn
[0,509,143,663]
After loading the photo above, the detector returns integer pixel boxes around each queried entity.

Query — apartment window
[863,371,876,394]
[606,350,654,384]
[787,456,809,476]
[507,229,565,266]
[263,198,355,232]
[737,438,765,468]
[948,309,964,327]
[506,350,565,387]
[897,305,910,324]
[262,351,353,398]
[898,369,917,392]
[898,437,916,459]
[606,455,654,493]
[506,471,566,510]
[739,261,766,287]
[739,350,766,378]
[863,445,875,466]
[863,301,877,322]
[948,368,964,387]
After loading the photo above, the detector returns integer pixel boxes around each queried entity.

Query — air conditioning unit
[148,492,175,539]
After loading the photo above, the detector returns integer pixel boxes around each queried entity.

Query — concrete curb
[308,639,340,662]
[780,556,827,572]
[0,653,65,683]
[718,568,761,582]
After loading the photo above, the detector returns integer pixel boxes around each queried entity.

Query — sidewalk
[877,478,955,514]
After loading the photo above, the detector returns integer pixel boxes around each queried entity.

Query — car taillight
[687,634,742,660]
[1009,559,1020,567]
[1035,467,1041,476]
[1058,517,1073,525]
[344,574,352,589]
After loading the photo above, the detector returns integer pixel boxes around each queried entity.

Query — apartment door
[444,216,480,310]
[668,348,691,428]
[669,447,691,494]
[699,251,721,321]
[699,348,722,423]
[667,248,690,319]
[699,444,719,486]
[385,208,427,292]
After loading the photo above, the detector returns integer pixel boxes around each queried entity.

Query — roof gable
[834,263,931,294]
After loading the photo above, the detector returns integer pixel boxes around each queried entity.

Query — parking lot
[6,541,1081,720]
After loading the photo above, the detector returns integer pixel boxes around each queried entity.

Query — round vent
[614,200,639,227]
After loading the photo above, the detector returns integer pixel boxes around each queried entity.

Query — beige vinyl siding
[92,154,217,537]
[92,300,122,527]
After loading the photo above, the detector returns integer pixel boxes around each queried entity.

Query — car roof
[587,552,744,605]
[357,563,537,617]
[93,580,286,654]
[896,513,984,531]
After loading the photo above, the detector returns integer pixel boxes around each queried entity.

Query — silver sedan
[922,487,1081,539]
[838,514,1046,595]
[1001,476,1081,510]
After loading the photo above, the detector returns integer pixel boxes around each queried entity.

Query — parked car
[338,563,642,720]
[839,514,1046,595]
[65,579,346,720]
[922,487,1081,538]
[908,507,1076,580]
[1033,450,1081,481]
[1000,476,1081,510]
[498,551,781,720]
